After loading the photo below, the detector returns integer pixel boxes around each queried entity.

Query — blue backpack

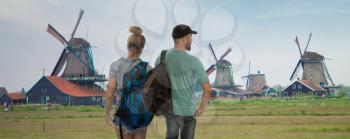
[114,61,153,133]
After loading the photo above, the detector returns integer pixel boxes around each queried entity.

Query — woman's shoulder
[112,57,151,67]
[110,57,127,69]
[112,57,127,64]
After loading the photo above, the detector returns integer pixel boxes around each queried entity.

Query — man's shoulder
[187,54,201,63]
[167,49,197,59]
[165,48,176,54]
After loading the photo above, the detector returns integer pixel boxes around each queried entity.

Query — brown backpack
[143,50,172,116]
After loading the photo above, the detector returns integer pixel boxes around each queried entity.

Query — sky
[0,0,349,92]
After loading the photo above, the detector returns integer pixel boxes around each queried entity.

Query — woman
[106,26,152,139]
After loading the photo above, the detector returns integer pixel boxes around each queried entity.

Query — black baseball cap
[172,24,197,39]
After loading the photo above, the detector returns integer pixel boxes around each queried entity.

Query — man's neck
[174,44,186,52]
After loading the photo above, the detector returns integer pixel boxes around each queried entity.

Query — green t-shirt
[156,48,209,116]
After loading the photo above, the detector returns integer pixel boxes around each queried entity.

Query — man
[156,24,212,139]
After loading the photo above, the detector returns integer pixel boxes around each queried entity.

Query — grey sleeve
[193,58,210,85]
[109,61,120,80]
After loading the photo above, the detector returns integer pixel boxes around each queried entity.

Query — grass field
[1,97,350,139]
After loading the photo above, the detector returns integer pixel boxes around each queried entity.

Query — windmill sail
[208,43,218,62]
[220,48,232,60]
[51,49,69,76]
[245,60,251,90]
[322,60,335,86]
[47,24,68,46]
[290,60,302,80]
[71,9,84,39]
[303,32,312,54]
[206,65,216,75]
[295,36,303,57]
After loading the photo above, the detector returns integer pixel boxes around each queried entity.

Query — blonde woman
[106,26,153,139]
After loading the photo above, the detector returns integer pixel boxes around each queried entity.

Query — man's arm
[192,57,211,117]
[195,82,211,117]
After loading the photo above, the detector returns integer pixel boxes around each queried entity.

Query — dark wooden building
[26,76,105,106]
[281,80,327,97]
[0,87,11,105]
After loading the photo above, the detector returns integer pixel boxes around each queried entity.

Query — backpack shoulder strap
[126,59,142,72]
[160,50,167,64]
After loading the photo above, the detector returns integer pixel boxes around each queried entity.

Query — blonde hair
[127,26,145,54]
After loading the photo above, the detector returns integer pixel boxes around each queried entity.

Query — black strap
[160,50,167,64]
[119,119,123,139]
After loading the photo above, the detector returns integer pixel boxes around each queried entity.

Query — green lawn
[1,97,350,139]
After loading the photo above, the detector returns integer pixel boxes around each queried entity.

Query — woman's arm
[105,79,117,125]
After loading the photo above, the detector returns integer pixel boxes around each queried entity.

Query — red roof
[298,80,327,92]
[47,76,105,97]
[7,92,26,100]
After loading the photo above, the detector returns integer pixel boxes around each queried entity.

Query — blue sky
[0,0,349,92]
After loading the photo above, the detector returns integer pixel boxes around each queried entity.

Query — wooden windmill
[242,61,267,92]
[206,43,242,97]
[290,33,335,87]
[47,9,106,86]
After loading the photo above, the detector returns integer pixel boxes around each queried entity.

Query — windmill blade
[71,9,84,39]
[289,60,302,80]
[206,64,216,75]
[219,47,232,60]
[322,60,335,86]
[303,32,312,54]
[47,24,68,46]
[51,49,69,76]
[295,36,303,57]
[208,43,218,62]
[244,75,251,91]
[248,60,251,75]
[246,60,251,89]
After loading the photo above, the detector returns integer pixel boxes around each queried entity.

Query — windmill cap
[172,24,197,39]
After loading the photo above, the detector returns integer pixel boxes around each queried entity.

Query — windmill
[47,9,106,86]
[206,43,243,97]
[242,61,267,93]
[289,32,335,87]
